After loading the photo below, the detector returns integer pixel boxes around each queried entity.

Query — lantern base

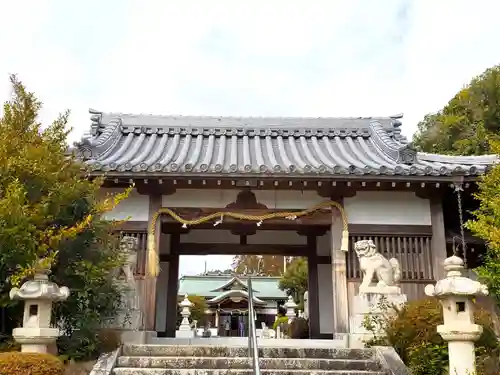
[437,324,483,342]
[12,327,60,354]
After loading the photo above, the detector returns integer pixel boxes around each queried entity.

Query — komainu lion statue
[116,236,139,286]
[354,239,401,288]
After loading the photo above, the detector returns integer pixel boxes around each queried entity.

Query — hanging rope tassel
[341,229,350,252]
[147,212,161,278]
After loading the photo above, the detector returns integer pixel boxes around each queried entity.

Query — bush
[0,339,20,353]
[406,342,448,375]
[288,317,309,339]
[364,298,499,375]
[0,352,64,375]
[96,328,122,354]
[57,328,122,362]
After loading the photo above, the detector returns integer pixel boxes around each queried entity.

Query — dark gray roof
[74,110,497,177]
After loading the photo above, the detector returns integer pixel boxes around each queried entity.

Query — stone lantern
[285,295,298,321]
[176,294,194,338]
[425,255,488,375]
[9,260,70,353]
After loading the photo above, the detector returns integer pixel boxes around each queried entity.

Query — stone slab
[90,349,121,375]
[121,331,157,345]
[147,337,347,349]
[175,330,195,339]
[118,356,381,371]
[373,346,411,375]
[122,345,375,360]
[113,369,387,375]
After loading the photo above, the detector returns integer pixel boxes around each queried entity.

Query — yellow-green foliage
[272,316,289,330]
[467,140,500,309]
[0,352,64,375]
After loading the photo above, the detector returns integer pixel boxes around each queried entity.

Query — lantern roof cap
[425,255,488,298]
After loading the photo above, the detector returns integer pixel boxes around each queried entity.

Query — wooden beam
[316,255,332,264]
[431,197,447,280]
[116,221,148,232]
[176,242,310,256]
[165,234,180,337]
[306,235,321,339]
[349,224,432,236]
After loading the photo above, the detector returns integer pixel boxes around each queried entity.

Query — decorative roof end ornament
[89,108,103,136]
[397,143,417,165]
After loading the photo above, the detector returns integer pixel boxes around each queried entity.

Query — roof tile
[75,111,498,177]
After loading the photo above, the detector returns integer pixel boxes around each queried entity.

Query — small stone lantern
[10,260,70,353]
[425,255,488,375]
[285,295,298,321]
[176,294,194,338]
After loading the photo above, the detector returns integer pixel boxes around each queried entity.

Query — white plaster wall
[344,191,431,225]
[181,229,307,245]
[100,188,150,221]
[317,264,334,334]
[155,263,169,332]
[162,189,324,209]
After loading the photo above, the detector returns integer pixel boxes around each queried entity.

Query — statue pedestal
[175,326,195,338]
[349,285,407,348]
[114,280,143,328]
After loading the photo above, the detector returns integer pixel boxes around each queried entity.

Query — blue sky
[1,0,500,275]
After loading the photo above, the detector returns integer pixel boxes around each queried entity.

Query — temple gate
[73,110,497,338]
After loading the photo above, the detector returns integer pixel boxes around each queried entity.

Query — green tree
[466,140,500,308]
[0,75,129,360]
[413,65,500,155]
[187,295,208,323]
[232,255,285,276]
[279,257,308,308]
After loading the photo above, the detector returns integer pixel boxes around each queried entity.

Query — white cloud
[1,0,500,275]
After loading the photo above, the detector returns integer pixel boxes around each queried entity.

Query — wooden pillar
[145,194,162,331]
[331,206,349,334]
[307,235,320,339]
[431,196,447,280]
[165,234,180,337]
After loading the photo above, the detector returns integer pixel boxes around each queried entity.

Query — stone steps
[117,356,382,371]
[113,344,390,375]
[121,345,374,360]
[112,370,387,375]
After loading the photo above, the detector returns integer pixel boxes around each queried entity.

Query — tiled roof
[178,275,287,299]
[206,290,266,305]
[74,110,498,177]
